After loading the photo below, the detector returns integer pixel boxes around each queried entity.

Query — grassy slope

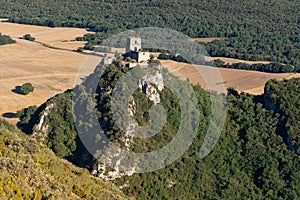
[0,119,128,200]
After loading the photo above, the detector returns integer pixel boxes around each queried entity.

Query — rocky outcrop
[92,68,166,180]
[138,71,164,105]
[92,144,137,181]
[138,71,164,91]
[31,103,55,142]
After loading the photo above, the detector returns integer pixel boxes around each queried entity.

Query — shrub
[23,34,35,41]
[76,47,84,52]
[20,83,34,95]
[0,33,16,45]
[214,59,225,67]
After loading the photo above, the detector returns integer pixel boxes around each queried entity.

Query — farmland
[160,60,300,94]
[0,21,95,121]
[0,21,299,123]
[0,20,94,50]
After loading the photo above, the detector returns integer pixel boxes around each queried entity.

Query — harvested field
[160,60,300,95]
[0,21,299,124]
[205,56,271,65]
[192,38,226,43]
[0,38,93,123]
[0,21,100,123]
[0,21,94,50]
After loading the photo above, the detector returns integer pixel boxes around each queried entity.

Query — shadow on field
[2,112,17,118]
[11,86,22,95]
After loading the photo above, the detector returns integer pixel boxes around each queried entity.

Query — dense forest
[0,33,15,45]
[219,62,298,73]
[264,78,300,154]
[17,61,300,199]
[0,0,299,67]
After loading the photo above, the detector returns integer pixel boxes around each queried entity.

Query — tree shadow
[2,112,17,118]
[12,86,22,95]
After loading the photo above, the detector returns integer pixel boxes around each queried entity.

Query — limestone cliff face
[92,68,165,180]
[138,70,164,105]
[28,66,166,180]
[31,103,55,142]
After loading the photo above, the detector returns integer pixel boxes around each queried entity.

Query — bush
[214,59,225,67]
[149,59,161,65]
[20,83,34,95]
[76,47,84,52]
[23,34,35,41]
[0,33,16,45]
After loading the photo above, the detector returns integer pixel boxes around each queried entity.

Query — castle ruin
[125,37,150,63]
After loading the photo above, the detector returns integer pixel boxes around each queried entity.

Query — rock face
[138,71,164,105]
[138,71,164,91]
[93,68,165,180]
[28,66,166,181]
[31,103,55,142]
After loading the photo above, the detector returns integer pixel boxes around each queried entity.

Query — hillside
[0,118,128,199]
[17,62,300,199]
[0,21,91,122]
[0,1,299,199]
[265,78,300,153]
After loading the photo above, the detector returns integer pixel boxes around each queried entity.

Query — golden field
[0,20,94,50]
[160,60,300,95]
[0,21,97,122]
[0,21,299,123]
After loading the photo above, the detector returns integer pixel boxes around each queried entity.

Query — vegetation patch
[0,33,15,45]
[22,34,35,41]
[20,83,34,95]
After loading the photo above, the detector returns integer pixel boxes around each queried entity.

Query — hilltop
[17,61,300,199]
[0,1,299,199]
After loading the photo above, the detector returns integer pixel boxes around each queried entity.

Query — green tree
[23,34,35,41]
[0,33,16,45]
[214,59,225,67]
[20,83,34,95]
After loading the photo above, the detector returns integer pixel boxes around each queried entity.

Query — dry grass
[0,22,99,121]
[0,21,94,50]
[0,21,298,123]
[0,119,128,200]
[0,39,88,119]
[192,38,226,43]
[205,56,271,65]
[160,60,300,95]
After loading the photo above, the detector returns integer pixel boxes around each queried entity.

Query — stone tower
[126,37,142,53]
